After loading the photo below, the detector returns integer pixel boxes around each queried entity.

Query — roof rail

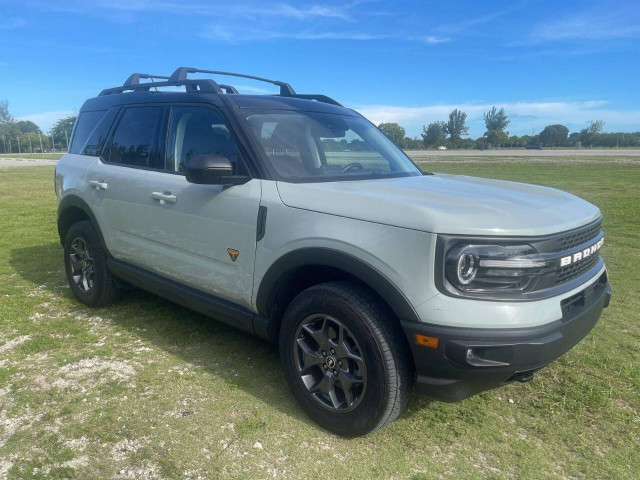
[123,73,170,87]
[169,67,296,96]
[99,68,341,106]
[294,94,342,107]
[219,84,239,94]
[99,78,223,96]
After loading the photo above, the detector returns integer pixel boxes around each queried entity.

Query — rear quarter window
[69,111,105,155]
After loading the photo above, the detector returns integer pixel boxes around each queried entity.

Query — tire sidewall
[280,286,391,436]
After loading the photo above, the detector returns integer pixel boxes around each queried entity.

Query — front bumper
[401,272,611,402]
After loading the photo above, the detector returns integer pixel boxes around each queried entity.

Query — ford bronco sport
[56,68,611,436]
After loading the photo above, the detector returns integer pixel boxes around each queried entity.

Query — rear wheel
[64,221,118,307]
[280,281,413,437]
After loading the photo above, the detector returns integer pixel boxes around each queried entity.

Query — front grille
[555,253,600,285]
[557,220,602,250]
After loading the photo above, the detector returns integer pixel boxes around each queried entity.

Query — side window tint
[82,109,118,157]
[69,111,105,154]
[108,107,162,168]
[166,106,244,174]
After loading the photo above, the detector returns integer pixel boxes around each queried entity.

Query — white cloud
[525,7,640,44]
[354,101,640,137]
[423,35,450,44]
[17,111,76,133]
[0,18,27,29]
[202,25,388,42]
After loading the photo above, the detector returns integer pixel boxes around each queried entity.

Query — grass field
[0,161,638,479]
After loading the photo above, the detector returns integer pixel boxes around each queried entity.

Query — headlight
[444,243,553,296]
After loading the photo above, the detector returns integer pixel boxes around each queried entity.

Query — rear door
[88,105,168,268]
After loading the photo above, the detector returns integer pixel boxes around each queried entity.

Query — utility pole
[64,131,69,151]
[8,137,12,153]
[1,135,5,153]
[51,133,54,152]
[17,136,21,154]
[39,134,43,153]
[28,135,32,153]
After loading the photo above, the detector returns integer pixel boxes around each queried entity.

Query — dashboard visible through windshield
[242,110,422,182]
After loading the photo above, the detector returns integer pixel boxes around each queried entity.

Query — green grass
[0,162,638,479]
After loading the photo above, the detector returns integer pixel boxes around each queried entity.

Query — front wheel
[280,281,413,437]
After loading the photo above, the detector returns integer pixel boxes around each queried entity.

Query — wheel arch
[57,195,109,254]
[254,248,420,342]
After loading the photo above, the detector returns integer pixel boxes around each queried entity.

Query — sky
[1,0,639,138]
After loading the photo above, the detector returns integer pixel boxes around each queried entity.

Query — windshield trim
[238,108,422,183]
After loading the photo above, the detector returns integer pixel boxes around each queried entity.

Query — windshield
[241,110,421,182]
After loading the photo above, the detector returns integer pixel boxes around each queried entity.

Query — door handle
[89,180,108,190]
[151,191,177,204]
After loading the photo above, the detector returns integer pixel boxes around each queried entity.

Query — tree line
[378,107,640,150]
[0,100,77,153]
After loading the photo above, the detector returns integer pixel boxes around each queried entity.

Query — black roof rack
[98,67,342,106]
[168,67,296,97]
[123,73,170,87]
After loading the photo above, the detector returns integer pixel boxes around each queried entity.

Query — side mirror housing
[184,154,248,185]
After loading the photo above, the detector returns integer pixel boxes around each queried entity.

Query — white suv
[55,68,611,436]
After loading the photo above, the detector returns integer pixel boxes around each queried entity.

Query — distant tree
[403,136,425,150]
[456,137,476,149]
[587,120,605,134]
[518,135,533,147]
[484,130,509,148]
[539,124,569,147]
[579,120,605,147]
[16,120,41,134]
[568,132,581,146]
[0,100,13,123]
[483,106,509,132]
[0,122,21,152]
[51,115,77,149]
[422,122,448,147]
[378,122,406,148]
[507,135,520,147]
[446,109,469,143]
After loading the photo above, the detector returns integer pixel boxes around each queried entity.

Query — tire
[280,281,413,437]
[64,220,118,308]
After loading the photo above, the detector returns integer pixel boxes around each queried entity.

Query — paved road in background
[0,157,59,167]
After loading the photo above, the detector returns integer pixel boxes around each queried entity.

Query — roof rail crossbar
[123,73,170,87]
[293,94,342,107]
[169,67,296,96]
[99,79,223,96]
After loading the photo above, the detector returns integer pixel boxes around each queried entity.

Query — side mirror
[184,154,248,185]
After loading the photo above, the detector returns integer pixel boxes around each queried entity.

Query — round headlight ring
[457,252,477,285]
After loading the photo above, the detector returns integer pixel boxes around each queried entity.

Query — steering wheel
[342,162,365,173]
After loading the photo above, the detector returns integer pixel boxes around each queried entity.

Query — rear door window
[107,106,163,169]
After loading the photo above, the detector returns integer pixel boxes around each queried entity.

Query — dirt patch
[0,335,31,354]
[53,358,136,391]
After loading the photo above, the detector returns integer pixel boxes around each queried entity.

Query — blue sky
[1,0,639,137]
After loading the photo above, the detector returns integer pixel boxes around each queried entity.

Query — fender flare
[255,247,420,323]
[57,194,109,254]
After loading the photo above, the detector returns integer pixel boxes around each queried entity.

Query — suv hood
[276,174,601,236]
